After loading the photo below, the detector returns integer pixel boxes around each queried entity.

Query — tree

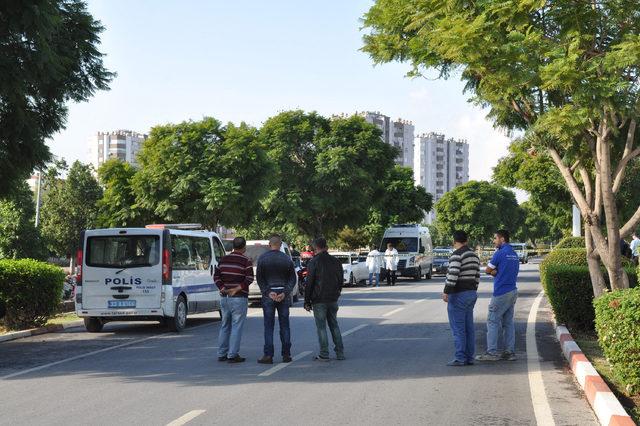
[0,181,44,259]
[0,1,114,197]
[96,159,152,227]
[434,181,523,246]
[515,201,554,247]
[40,160,102,264]
[493,139,572,239]
[261,111,400,238]
[362,0,640,293]
[132,118,271,229]
[333,226,370,251]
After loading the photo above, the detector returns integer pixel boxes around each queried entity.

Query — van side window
[212,238,225,262]
[192,237,212,271]
[172,235,196,271]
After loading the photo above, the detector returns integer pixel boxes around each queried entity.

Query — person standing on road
[477,229,520,362]
[442,230,480,366]
[304,237,345,361]
[384,243,399,286]
[366,245,382,287]
[631,233,640,265]
[256,235,297,364]
[214,237,253,364]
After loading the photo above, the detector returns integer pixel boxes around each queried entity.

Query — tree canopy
[0,0,113,197]
[0,181,44,259]
[362,0,640,291]
[434,181,522,245]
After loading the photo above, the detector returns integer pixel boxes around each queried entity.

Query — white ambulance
[380,224,434,280]
[75,224,226,333]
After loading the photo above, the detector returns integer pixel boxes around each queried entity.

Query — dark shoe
[282,355,292,363]
[502,352,517,361]
[447,359,466,366]
[336,354,346,361]
[227,355,246,364]
[218,356,228,362]
[257,356,273,364]
[314,355,330,362]
[465,360,475,366]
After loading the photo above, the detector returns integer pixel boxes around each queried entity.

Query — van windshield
[87,235,160,268]
[380,237,418,253]
[245,245,270,264]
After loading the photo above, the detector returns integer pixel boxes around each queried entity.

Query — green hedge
[0,259,65,330]
[541,263,637,332]
[555,236,585,249]
[594,287,640,394]
[540,248,634,284]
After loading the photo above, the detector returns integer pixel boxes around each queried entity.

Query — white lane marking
[1,322,213,380]
[382,307,405,317]
[413,299,427,304]
[258,351,313,377]
[375,337,430,341]
[342,324,368,337]
[526,291,556,426]
[166,409,206,426]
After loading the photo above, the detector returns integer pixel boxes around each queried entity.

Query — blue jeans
[312,302,344,358]
[368,272,380,287]
[447,290,478,363]
[487,288,518,355]
[217,296,248,358]
[262,296,291,357]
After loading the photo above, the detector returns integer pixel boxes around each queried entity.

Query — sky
[49,0,513,185]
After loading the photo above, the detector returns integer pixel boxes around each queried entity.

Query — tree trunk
[585,225,606,297]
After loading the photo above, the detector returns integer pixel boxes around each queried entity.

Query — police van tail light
[162,248,171,284]
[75,249,83,285]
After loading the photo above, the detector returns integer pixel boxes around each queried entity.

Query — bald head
[269,234,282,250]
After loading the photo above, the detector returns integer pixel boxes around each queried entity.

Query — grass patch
[573,331,640,424]
[46,312,80,325]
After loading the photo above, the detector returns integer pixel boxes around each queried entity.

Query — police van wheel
[349,273,356,286]
[168,295,187,333]
[414,267,422,281]
[84,317,103,333]
[426,268,432,280]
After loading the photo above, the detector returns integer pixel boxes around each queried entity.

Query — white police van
[75,224,226,333]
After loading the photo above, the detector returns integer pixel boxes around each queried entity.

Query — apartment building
[89,130,147,170]
[359,111,415,168]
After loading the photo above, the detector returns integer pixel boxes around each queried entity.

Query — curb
[0,320,84,343]
[556,325,636,426]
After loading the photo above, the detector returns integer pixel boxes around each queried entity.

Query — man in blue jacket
[477,229,520,362]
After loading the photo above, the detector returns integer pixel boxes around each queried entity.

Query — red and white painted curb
[556,325,635,426]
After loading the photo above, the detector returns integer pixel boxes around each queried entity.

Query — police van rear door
[82,229,163,310]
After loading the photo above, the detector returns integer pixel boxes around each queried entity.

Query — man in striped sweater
[442,230,481,366]
[214,237,254,364]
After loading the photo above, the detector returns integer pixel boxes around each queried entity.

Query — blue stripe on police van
[172,283,217,296]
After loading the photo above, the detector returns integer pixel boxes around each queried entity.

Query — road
[0,262,598,425]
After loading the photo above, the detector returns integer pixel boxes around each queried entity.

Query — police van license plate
[108,300,136,309]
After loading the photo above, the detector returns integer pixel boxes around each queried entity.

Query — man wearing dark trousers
[256,235,297,364]
[442,230,480,366]
[304,237,345,361]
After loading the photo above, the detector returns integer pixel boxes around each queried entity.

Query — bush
[540,248,635,284]
[594,287,640,394]
[0,259,65,330]
[555,236,585,249]
[541,263,637,332]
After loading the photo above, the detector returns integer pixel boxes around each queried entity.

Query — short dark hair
[313,237,328,250]
[269,234,282,246]
[452,230,468,244]
[232,237,246,250]
[496,229,510,242]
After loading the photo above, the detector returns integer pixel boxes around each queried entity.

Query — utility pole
[35,170,42,227]
[572,204,581,237]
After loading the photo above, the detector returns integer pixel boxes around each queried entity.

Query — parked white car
[330,252,369,286]
[245,240,301,303]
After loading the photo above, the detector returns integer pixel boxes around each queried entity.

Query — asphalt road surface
[0,262,598,426]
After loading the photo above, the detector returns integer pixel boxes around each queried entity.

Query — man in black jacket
[304,237,345,361]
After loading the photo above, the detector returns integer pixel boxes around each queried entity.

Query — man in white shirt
[366,246,382,287]
[384,243,399,286]
[631,233,640,265]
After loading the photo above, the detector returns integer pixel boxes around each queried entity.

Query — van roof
[84,227,220,238]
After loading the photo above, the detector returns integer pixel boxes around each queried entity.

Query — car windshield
[87,235,160,268]
[244,245,271,264]
[334,255,352,265]
[380,237,418,253]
